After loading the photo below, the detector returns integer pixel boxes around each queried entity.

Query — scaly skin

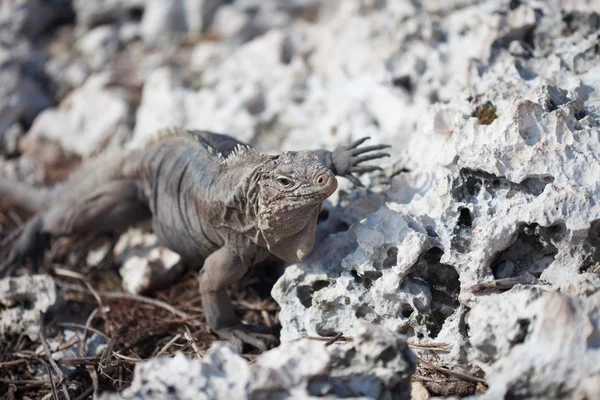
[0,128,390,350]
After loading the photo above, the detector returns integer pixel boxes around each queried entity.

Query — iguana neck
[211,155,266,244]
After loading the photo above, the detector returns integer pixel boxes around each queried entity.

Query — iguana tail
[0,178,53,213]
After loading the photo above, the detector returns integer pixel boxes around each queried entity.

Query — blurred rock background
[2,0,600,399]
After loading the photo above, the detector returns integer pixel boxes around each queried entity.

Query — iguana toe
[213,323,279,352]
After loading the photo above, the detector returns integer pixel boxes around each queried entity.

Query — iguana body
[0,128,389,349]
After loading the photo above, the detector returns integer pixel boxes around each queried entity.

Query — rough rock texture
[100,322,416,400]
[2,0,600,398]
[0,274,59,340]
[267,0,600,397]
[468,289,600,399]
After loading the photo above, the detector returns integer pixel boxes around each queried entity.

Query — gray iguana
[0,128,389,350]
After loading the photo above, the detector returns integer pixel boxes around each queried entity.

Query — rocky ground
[1,0,600,399]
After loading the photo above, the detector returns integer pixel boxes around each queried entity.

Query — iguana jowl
[0,128,389,349]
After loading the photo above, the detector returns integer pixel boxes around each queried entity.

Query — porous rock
[468,290,600,399]
[271,0,600,393]
[0,274,59,341]
[100,322,416,400]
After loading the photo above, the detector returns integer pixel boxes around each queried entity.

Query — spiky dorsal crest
[222,143,270,167]
[149,127,228,159]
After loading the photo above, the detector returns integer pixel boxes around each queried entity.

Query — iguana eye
[276,176,293,187]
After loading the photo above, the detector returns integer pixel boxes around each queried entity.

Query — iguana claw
[331,136,390,186]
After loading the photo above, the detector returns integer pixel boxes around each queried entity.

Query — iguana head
[255,151,338,263]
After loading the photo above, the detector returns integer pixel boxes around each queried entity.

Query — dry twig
[39,311,71,400]
[418,358,486,384]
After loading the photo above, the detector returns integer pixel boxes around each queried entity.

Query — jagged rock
[24,73,132,156]
[469,290,600,399]
[273,0,600,388]
[100,322,416,400]
[274,204,443,341]
[0,274,59,341]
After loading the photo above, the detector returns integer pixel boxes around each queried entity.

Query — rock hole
[452,169,552,203]
[510,319,531,346]
[364,271,383,281]
[382,246,398,268]
[575,108,587,120]
[129,7,144,21]
[452,209,474,253]
[392,76,413,93]
[297,286,313,308]
[509,0,521,9]
[355,305,372,318]
[457,208,473,228]
[351,270,380,289]
[410,248,461,338]
[296,280,330,308]
[520,176,554,196]
[401,304,414,319]
[579,219,600,273]
[491,223,558,279]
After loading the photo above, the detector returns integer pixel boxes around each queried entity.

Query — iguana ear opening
[266,208,319,263]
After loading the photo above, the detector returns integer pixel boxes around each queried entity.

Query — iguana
[0,128,389,350]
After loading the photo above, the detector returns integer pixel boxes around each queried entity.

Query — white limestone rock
[470,290,600,399]
[26,73,131,156]
[0,274,59,341]
[272,0,600,387]
[100,322,416,400]
[112,228,183,294]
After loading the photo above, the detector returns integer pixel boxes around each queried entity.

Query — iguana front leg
[312,137,391,186]
[198,247,277,351]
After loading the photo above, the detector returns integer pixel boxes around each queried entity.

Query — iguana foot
[0,216,49,278]
[213,323,278,352]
